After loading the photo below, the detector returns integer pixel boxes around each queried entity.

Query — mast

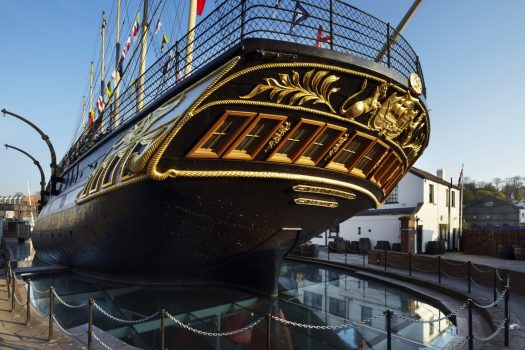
[113,0,121,129]
[100,11,107,133]
[89,61,94,121]
[138,0,148,111]
[186,0,197,76]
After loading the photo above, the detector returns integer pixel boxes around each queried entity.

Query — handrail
[63,0,425,170]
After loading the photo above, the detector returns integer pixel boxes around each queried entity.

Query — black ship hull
[33,11,430,296]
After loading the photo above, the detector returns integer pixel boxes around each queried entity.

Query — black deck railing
[65,0,425,169]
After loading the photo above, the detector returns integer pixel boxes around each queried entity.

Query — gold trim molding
[293,185,356,200]
[294,198,338,208]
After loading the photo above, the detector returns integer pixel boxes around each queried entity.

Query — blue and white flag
[290,1,310,32]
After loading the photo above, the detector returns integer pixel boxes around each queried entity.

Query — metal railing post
[160,309,165,350]
[467,299,473,350]
[266,313,271,350]
[6,262,11,300]
[504,275,510,346]
[385,310,392,350]
[240,0,246,40]
[386,23,391,68]
[438,256,441,283]
[11,272,15,311]
[26,279,31,325]
[48,287,55,341]
[408,253,412,277]
[329,0,334,50]
[88,298,94,350]
[467,261,471,293]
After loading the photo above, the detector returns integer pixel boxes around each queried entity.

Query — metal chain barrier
[495,269,505,282]
[472,290,506,309]
[32,305,48,319]
[471,263,492,274]
[441,269,466,280]
[166,311,264,336]
[93,301,158,325]
[52,314,86,337]
[449,336,469,350]
[442,259,468,267]
[386,259,407,269]
[30,284,50,295]
[412,264,437,273]
[469,277,490,292]
[393,302,468,324]
[473,319,507,342]
[412,255,435,261]
[52,289,87,309]
[92,332,115,350]
[14,292,26,306]
[271,312,384,330]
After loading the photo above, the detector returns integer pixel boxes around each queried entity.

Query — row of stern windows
[188,110,406,193]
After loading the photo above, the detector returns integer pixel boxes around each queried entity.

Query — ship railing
[66,0,425,169]
[6,269,511,350]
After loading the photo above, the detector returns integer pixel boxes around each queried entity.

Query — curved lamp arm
[4,143,48,210]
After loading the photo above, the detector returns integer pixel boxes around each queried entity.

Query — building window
[304,291,323,311]
[361,306,372,323]
[452,191,456,207]
[385,186,398,203]
[329,297,346,318]
[429,184,434,203]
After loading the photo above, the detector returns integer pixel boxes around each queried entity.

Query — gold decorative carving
[325,133,349,161]
[294,198,338,208]
[409,73,423,95]
[293,185,356,199]
[264,121,291,153]
[340,80,389,119]
[369,91,424,140]
[240,70,340,113]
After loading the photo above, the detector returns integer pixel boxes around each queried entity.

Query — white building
[312,168,461,254]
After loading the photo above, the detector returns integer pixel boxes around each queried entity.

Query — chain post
[505,275,510,346]
[49,287,55,341]
[385,310,392,350]
[160,309,165,350]
[345,250,347,264]
[88,298,94,350]
[467,299,473,350]
[493,268,497,304]
[467,261,471,293]
[438,256,442,284]
[362,255,365,268]
[11,272,15,311]
[408,253,412,277]
[266,313,271,350]
[26,279,31,325]
[6,263,11,300]
[384,250,387,271]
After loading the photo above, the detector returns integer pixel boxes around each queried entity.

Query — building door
[416,225,423,253]
[439,224,448,250]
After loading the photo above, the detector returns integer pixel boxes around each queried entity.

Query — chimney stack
[437,169,446,180]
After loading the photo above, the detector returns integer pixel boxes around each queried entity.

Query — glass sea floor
[23,260,455,349]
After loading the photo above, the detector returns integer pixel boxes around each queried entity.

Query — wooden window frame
[223,113,287,160]
[295,124,347,166]
[267,118,325,164]
[325,132,375,173]
[383,166,404,194]
[351,139,389,178]
[187,111,256,158]
[371,152,401,186]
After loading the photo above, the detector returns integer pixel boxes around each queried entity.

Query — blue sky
[0,0,524,195]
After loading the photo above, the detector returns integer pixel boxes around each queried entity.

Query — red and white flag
[132,14,140,41]
[315,24,331,47]
[97,95,105,112]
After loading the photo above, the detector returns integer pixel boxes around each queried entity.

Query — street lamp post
[1,108,60,195]
[4,144,48,211]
